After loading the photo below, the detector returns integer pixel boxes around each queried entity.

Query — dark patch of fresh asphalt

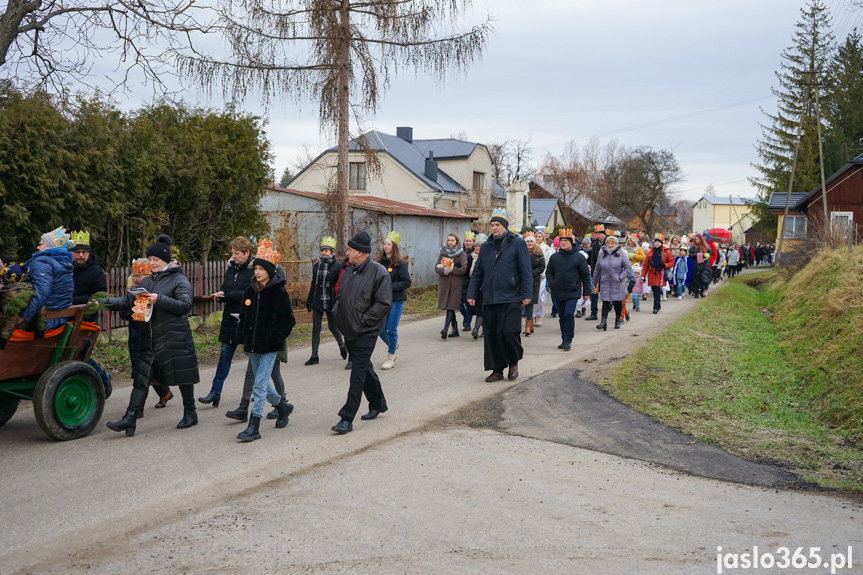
[450,367,808,490]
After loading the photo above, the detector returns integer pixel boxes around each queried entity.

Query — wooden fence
[98,260,314,333]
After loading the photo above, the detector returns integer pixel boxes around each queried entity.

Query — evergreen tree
[825,29,863,170]
[751,0,834,201]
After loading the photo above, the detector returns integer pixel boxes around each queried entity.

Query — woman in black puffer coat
[235,249,296,442]
[199,237,255,407]
[105,235,200,437]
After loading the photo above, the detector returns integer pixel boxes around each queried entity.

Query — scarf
[601,245,621,258]
[440,244,464,258]
[650,246,664,270]
[316,254,335,310]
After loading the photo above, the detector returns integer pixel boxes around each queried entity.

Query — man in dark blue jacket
[467,209,532,382]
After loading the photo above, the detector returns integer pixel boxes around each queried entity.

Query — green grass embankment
[603,247,863,494]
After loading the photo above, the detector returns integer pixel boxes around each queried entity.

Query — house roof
[531,180,625,226]
[289,130,503,198]
[529,198,561,227]
[794,153,863,207]
[268,186,475,220]
[695,196,750,207]
[767,192,808,211]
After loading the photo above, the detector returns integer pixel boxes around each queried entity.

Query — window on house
[349,162,366,190]
[831,211,853,227]
[473,171,484,192]
[782,215,806,238]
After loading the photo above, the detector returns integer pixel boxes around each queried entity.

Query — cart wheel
[0,393,20,427]
[33,361,105,441]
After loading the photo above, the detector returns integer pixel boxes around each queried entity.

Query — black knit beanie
[146,234,173,264]
[347,231,372,253]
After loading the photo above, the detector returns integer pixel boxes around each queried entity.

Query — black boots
[275,400,294,429]
[237,416,261,442]
[177,408,198,429]
[106,410,137,437]
[304,355,319,366]
[225,398,250,421]
[198,391,221,407]
[614,318,623,329]
[585,313,598,321]
[596,318,608,331]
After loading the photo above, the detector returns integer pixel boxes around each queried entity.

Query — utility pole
[775,91,809,268]
[813,68,829,228]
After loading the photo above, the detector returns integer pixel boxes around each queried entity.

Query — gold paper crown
[131,258,151,275]
[544,226,551,234]
[255,239,280,265]
[492,208,509,220]
[508,227,520,234]
[49,227,73,249]
[71,230,90,246]
[386,230,400,244]
[1,262,28,283]
[606,229,616,237]
[594,224,605,233]
[654,233,665,241]
[475,234,487,244]
[558,228,573,239]
[464,231,476,240]
[523,231,535,240]
[321,236,337,250]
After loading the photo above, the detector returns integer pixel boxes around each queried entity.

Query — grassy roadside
[601,267,863,495]
[92,285,443,373]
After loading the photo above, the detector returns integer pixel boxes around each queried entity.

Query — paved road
[2,283,861,573]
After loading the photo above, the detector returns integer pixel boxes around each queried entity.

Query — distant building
[529,179,624,237]
[691,196,753,233]
[286,127,506,221]
[261,186,474,287]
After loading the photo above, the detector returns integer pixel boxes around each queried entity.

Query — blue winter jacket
[467,231,533,305]
[22,247,74,329]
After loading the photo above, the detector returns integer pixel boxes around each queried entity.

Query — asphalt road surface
[2,283,861,574]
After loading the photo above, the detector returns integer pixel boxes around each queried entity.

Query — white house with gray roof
[287,127,506,217]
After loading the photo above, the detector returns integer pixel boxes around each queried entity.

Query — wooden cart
[0,305,105,440]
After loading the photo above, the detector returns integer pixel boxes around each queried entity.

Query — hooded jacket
[546,247,592,301]
[333,256,393,340]
[592,244,632,302]
[105,264,199,386]
[21,247,73,325]
[237,272,296,354]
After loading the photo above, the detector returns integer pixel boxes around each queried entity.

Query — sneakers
[677,295,683,301]
[381,353,396,370]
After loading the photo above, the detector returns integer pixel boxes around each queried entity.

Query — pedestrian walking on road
[377,231,411,370]
[545,228,591,350]
[533,230,552,327]
[549,236,561,318]
[234,240,296,442]
[592,234,632,330]
[304,236,347,366]
[200,237,255,408]
[689,234,712,298]
[523,232,545,336]
[331,231,392,434]
[104,234,200,437]
[641,235,675,314]
[585,225,607,321]
[436,233,467,340]
[467,209,533,382]
[459,231,477,331]
[467,234,486,339]
[630,264,643,312]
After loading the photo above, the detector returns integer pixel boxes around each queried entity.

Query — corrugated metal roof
[767,192,808,210]
[414,139,478,160]
[699,196,751,206]
[268,186,475,219]
[529,198,560,227]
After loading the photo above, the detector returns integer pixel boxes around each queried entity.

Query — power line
[676,179,751,194]
[534,95,773,152]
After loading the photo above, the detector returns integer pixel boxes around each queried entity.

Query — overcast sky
[103,0,863,203]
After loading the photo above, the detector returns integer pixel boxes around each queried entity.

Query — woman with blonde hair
[523,232,545,336]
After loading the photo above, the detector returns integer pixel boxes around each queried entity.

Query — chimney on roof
[396,126,413,143]
[425,151,438,181]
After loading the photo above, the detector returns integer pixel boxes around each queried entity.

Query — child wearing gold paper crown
[235,240,296,442]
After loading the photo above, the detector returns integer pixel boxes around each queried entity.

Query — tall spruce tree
[751,0,834,201]
[825,29,863,170]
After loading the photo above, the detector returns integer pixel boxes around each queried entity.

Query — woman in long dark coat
[435,233,467,339]
[105,235,200,436]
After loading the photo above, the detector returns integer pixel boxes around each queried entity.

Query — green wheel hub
[54,376,96,427]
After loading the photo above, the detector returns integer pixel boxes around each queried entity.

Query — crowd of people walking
[0,220,772,440]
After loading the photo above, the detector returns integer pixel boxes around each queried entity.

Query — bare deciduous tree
[178,0,491,249]
[489,137,534,187]
[0,0,207,92]
[608,147,682,235]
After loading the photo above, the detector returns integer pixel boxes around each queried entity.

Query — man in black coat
[467,210,532,382]
[586,225,606,321]
[545,230,591,351]
[331,231,393,434]
[71,237,111,397]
